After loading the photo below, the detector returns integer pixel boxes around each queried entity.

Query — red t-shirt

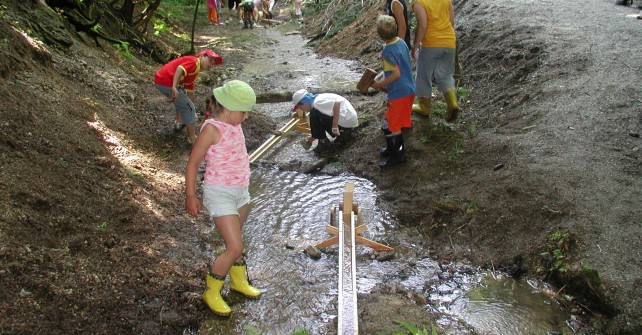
[154,56,201,92]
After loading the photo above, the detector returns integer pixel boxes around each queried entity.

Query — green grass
[376,320,440,335]
[540,230,572,273]
[125,168,144,179]
[457,86,470,103]
[98,221,109,230]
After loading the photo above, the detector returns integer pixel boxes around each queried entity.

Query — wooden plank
[249,117,300,163]
[259,18,283,24]
[349,211,359,334]
[342,183,354,228]
[314,236,339,248]
[339,201,360,214]
[337,209,345,334]
[355,236,393,251]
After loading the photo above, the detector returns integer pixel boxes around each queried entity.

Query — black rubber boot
[379,134,406,169]
[243,20,248,28]
[379,128,393,157]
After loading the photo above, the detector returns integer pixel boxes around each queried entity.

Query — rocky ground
[0,0,640,334]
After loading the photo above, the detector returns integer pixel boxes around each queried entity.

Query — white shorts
[202,184,251,218]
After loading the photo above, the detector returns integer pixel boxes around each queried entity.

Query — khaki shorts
[202,183,250,218]
[155,84,197,125]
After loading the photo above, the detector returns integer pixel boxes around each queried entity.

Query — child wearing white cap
[292,89,358,152]
[185,80,261,316]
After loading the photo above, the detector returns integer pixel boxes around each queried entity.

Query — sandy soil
[0,0,640,334]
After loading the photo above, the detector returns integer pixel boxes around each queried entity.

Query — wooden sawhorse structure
[314,183,393,252]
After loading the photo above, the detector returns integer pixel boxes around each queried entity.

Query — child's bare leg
[210,214,245,277]
[234,204,249,262]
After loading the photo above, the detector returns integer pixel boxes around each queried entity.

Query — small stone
[414,294,428,305]
[304,245,321,259]
[375,250,395,261]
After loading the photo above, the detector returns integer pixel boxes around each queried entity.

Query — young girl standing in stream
[184,80,261,316]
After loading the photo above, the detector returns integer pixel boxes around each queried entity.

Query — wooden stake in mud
[314,185,393,252]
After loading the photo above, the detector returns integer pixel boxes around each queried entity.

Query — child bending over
[240,0,255,28]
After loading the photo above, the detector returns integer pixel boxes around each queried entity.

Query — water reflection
[218,169,392,334]
[435,272,573,335]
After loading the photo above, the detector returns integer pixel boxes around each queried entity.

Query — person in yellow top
[410,0,460,122]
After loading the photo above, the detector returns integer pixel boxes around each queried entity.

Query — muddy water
[236,25,362,96]
[195,24,573,335]
[198,169,574,335]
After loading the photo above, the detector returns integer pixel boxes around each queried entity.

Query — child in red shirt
[154,49,223,144]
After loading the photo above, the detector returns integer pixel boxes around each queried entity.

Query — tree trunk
[133,0,162,34]
[116,0,135,24]
[190,0,201,55]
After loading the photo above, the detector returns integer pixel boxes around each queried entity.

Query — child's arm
[185,124,221,217]
[331,102,340,136]
[390,0,407,43]
[172,66,186,101]
[412,3,428,61]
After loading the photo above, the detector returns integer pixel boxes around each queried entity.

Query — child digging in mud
[184,80,261,316]
[371,15,416,169]
[154,49,223,145]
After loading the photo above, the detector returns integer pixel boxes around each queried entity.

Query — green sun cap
[213,80,256,112]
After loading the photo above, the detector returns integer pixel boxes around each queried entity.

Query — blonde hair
[376,15,398,40]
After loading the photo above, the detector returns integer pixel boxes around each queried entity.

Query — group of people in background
[291,0,461,170]
[289,0,460,170]
[208,0,306,28]
[207,0,275,28]
[366,0,460,168]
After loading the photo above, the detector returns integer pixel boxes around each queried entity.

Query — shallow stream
[194,24,575,335]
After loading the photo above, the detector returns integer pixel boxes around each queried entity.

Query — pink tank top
[201,119,250,187]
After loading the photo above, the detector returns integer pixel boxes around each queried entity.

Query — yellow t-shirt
[416,0,456,48]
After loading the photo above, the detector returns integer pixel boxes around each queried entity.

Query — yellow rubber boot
[444,88,460,122]
[411,97,431,116]
[203,273,231,316]
[229,263,262,298]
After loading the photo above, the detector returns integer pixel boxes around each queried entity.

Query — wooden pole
[249,117,300,163]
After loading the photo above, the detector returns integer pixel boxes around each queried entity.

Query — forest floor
[0,0,640,334]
